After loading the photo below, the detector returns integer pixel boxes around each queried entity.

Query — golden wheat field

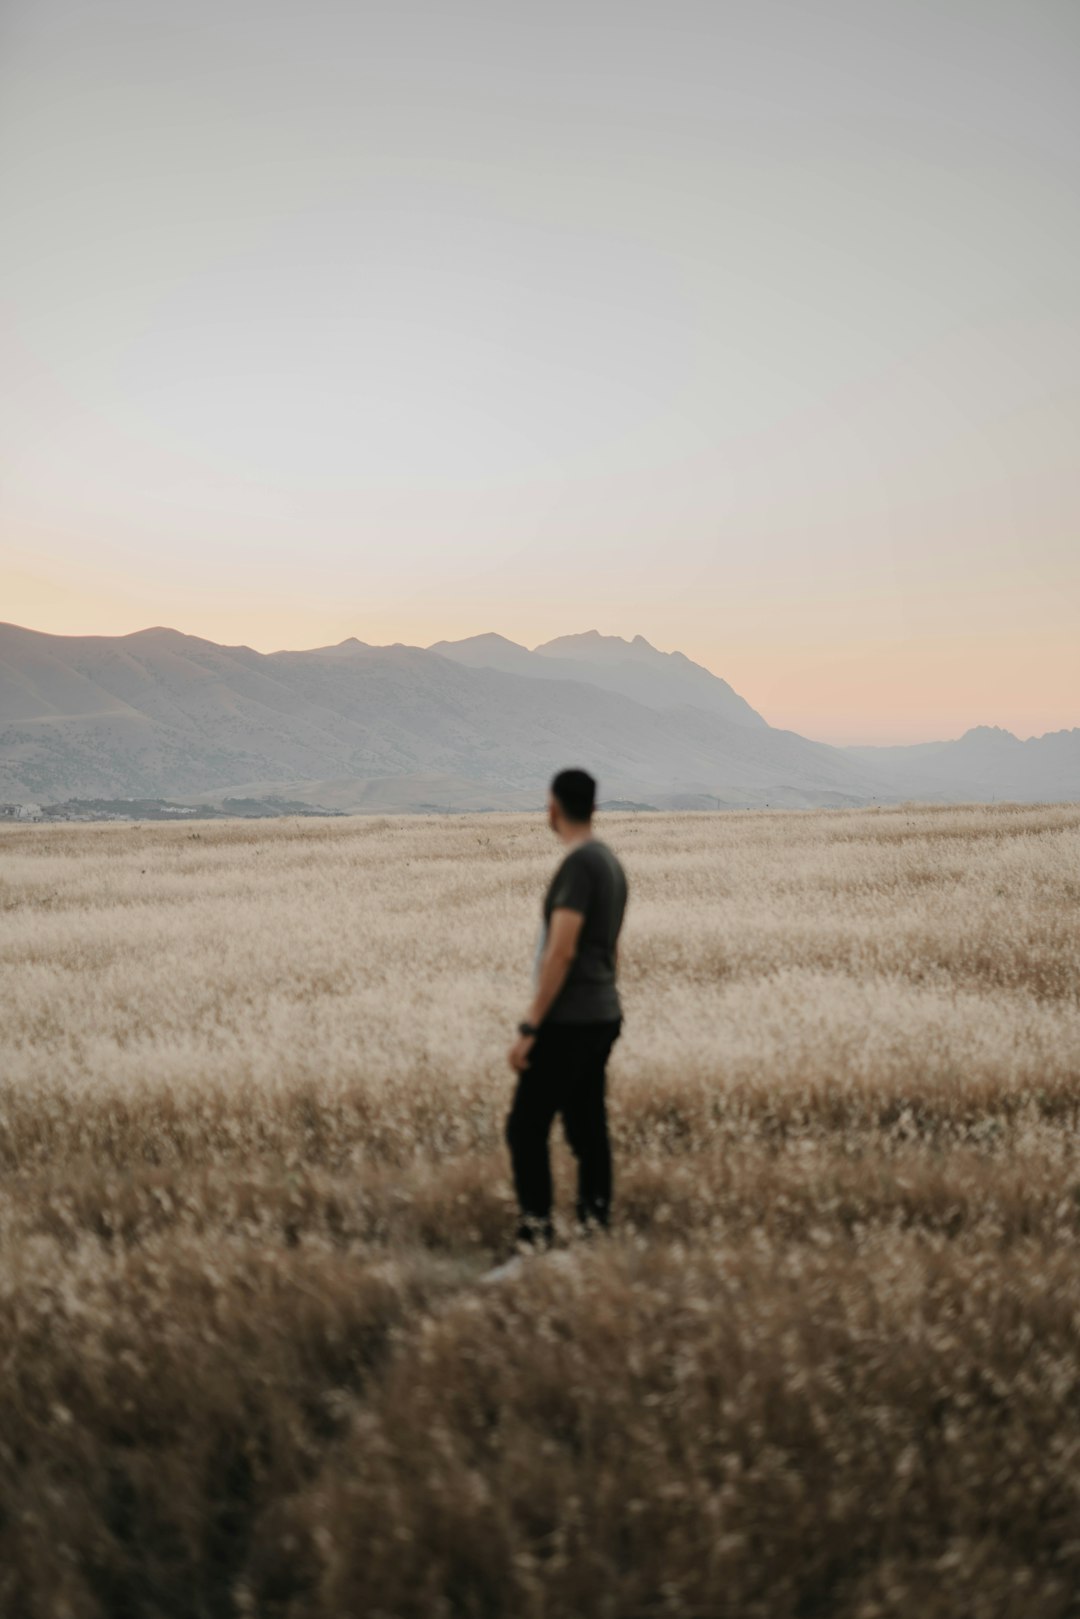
[3,801,1080,1619]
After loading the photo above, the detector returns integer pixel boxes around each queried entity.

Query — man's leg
[505,1041,560,1247]
[561,1020,620,1231]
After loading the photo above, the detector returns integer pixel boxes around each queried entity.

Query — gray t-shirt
[533,838,628,1024]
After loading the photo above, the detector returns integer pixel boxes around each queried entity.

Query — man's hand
[508,1032,536,1073]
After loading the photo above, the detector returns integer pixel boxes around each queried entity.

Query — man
[505,767,628,1250]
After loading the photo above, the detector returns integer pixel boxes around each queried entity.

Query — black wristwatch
[518,1021,540,1037]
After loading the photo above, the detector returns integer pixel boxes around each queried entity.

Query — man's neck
[560,823,593,849]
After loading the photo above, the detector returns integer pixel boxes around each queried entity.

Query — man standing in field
[505,768,628,1250]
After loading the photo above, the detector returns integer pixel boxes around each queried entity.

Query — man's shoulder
[549,839,619,885]
[574,839,626,880]
[561,837,607,861]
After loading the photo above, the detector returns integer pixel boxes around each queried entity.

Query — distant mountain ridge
[429,630,767,728]
[0,621,1075,812]
[843,723,1080,803]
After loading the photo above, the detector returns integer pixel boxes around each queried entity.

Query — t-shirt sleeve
[548,852,594,915]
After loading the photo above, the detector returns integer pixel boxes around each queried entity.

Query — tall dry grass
[2,802,1080,1617]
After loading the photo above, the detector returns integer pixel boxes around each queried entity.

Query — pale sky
[1,0,1077,744]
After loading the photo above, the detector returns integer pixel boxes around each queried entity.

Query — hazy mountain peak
[294,636,374,657]
[126,625,241,652]
[427,632,535,672]
[959,725,1019,743]
[534,630,658,662]
[431,627,767,729]
[430,632,527,652]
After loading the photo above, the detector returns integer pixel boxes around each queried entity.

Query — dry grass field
[3,802,1080,1619]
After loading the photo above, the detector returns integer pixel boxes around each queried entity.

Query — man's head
[548,768,596,838]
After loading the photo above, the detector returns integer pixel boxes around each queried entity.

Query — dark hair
[550,768,596,823]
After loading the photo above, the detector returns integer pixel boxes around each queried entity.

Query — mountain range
[0,621,1075,812]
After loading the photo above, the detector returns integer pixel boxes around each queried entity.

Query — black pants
[505,1017,622,1244]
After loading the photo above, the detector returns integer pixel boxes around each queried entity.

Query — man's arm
[527,907,585,1027]
[508,907,584,1071]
